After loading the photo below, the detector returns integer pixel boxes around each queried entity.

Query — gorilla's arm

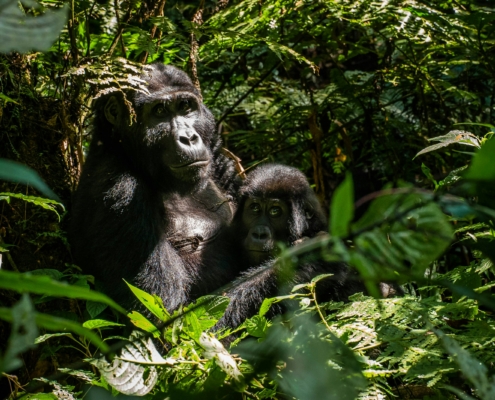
[70,152,191,310]
[217,259,363,329]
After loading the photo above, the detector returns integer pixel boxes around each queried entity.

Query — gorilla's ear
[104,96,122,125]
[305,208,314,220]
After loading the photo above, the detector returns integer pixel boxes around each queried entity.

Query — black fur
[219,164,365,328]
[70,64,240,311]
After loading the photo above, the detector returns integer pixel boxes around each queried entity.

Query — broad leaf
[0,294,38,372]
[352,191,453,283]
[93,331,174,396]
[127,311,160,338]
[0,159,60,201]
[0,1,68,53]
[414,130,481,159]
[83,319,125,330]
[125,280,170,322]
[0,192,64,220]
[437,329,495,400]
[330,172,354,238]
[0,270,125,314]
[200,332,245,390]
[464,137,495,181]
[0,306,109,353]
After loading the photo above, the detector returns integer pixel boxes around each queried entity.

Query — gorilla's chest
[162,186,233,253]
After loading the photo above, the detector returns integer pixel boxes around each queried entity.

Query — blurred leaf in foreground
[236,314,365,400]
[0,0,67,54]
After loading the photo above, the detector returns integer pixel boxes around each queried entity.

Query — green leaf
[244,315,269,338]
[200,332,245,390]
[127,311,160,338]
[17,394,57,400]
[86,301,108,319]
[454,122,495,130]
[414,130,481,159]
[182,310,203,340]
[258,294,300,316]
[352,191,453,280]
[0,294,38,372]
[236,315,365,400]
[0,159,60,201]
[311,273,334,284]
[28,269,64,280]
[0,270,125,314]
[0,192,64,220]
[259,297,277,317]
[330,172,354,238]
[0,2,68,53]
[0,304,109,353]
[0,93,18,105]
[421,163,438,188]
[437,329,495,400]
[34,332,72,344]
[464,137,495,181]
[125,280,170,321]
[82,319,125,330]
[184,295,230,327]
[93,331,173,396]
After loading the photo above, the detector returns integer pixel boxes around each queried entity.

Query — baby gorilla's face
[241,197,292,266]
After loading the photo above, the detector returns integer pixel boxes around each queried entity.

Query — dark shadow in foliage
[235,313,366,400]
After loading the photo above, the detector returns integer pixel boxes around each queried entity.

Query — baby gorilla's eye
[153,104,167,116]
[179,99,193,114]
[249,203,261,213]
[269,206,282,217]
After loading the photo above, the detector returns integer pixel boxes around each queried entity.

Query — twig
[217,60,283,125]
[188,1,205,94]
[114,0,127,57]
[68,0,79,64]
[107,4,133,56]
[310,284,333,333]
[139,0,167,64]
[221,147,246,179]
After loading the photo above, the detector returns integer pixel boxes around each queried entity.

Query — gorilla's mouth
[170,160,210,169]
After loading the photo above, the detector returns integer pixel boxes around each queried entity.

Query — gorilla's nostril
[179,136,190,145]
[252,226,270,241]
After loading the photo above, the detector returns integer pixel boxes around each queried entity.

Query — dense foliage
[1,0,495,399]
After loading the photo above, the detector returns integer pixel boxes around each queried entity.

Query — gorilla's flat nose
[251,225,271,242]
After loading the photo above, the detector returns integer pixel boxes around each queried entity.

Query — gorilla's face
[103,71,216,191]
[241,197,292,266]
[138,93,213,185]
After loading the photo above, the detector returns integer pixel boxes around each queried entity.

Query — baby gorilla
[219,164,364,328]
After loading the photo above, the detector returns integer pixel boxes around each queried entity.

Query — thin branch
[139,0,167,64]
[68,0,79,64]
[114,0,127,57]
[217,60,283,125]
[107,4,134,56]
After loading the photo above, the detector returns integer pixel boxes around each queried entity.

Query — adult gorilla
[70,64,239,311]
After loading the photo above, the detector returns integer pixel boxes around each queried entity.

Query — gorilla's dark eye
[179,99,193,114]
[153,104,167,117]
[249,203,261,213]
[269,206,282,217]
